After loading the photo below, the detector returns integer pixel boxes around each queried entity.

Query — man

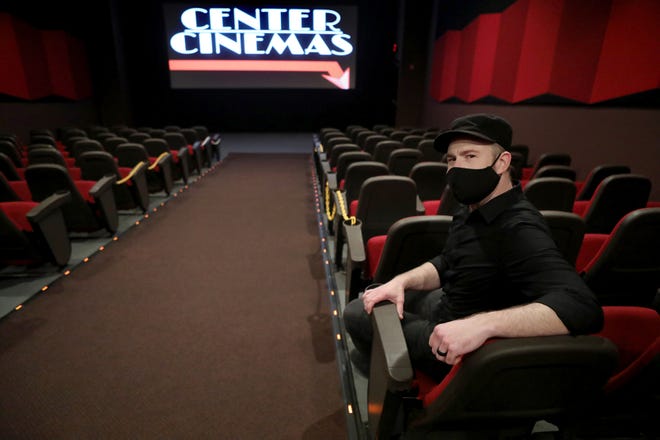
[343,113,603,380]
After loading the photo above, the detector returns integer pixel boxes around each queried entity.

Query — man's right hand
[362,281,405,319]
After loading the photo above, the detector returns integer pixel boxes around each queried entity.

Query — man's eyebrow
[448,148,480,156]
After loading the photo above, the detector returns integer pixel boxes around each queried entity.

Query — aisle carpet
[0,153,346,439]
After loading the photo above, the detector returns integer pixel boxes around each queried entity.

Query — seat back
[180,128,198,145]
[373,215,452,283]
[583,174,651,233]
[363,134,389,154]
[356,176,419,243]
[343,161,390,206]
[387,148,422,176]
[417,139,445,162]
[389,130,409,141]
[509,151,525,180]
[163,132,188,150]
[413,335,618,433]
[149,128,166,138]
[509,144,530,167]
[533,165,577,181]
[582,207,660,307]
[72,139,104,163]
[524,177,577,212]
[115,143,150,168]
[324,136,352,156]
[373,140,404,164]
[143,138,170,157]
[0,140,23,167]
[528,153,571,178]
[402,135,423,149]
[576,164,631,201]
[128,132,150,144]
[0,172,24,202]
[540,210,586,266]
[409,162,447,201]
[27,148,69,167]
[101,136,128,155]
[352,130,375,147]
[328,143,360,169]
[77,151,121,180]
[335,151,372,184]
[0,152,23,180]
[192,125,209,140]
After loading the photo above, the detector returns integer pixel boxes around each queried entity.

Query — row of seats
[314,124,660,439]
[0,124,222,270]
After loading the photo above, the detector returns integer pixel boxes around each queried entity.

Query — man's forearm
[472,302,569,339]
[393,262,441,292]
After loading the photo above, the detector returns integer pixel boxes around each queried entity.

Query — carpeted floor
[0,153,347,439]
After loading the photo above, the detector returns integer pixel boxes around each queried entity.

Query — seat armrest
[25,191,71,223]
[89,174,117,198]
[416,196,426,215]
[368,302,414,439]
[344,220,365,264]
[318,152,327,161]
[89,175,119,233]
[321,160,331,174]
[26,191,72,266]
[326,172,338,192]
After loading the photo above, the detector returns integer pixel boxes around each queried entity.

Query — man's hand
[362,281,405,319]
[428,315,491,365]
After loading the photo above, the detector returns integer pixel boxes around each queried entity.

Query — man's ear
[496,151,512,174]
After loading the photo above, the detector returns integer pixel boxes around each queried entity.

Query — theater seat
[576,306,660,438]
[24,164,118,235]
[364,215,452,292]
[77,151,150,213]
[144,138,189,185]
[367,302,618,439]
[116,143,173,195]
[578,174,651,233]
[580,207,660,308]
[0,192,72,267]
[0,172,32,202]
[341,176,420,299]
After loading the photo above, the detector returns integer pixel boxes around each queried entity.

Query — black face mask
[446,155,502,205]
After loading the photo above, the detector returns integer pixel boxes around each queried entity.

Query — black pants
[343,288,452,381]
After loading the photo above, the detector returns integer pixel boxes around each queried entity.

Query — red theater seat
[0,192,72,267]
[366,302,618,439]
[24,164,118,235]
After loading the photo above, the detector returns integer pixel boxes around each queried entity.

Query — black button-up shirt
[429,184,603,334]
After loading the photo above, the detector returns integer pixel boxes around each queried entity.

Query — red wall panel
[0,13,92,101]
[513,0,564,102]
[491,0,529,102]
[549,0,612,102]
[43,30,77,99]
[591,0,660,103]
[466,14,501,102]
[430,31,461,101]
[430,0,658,104]
[0,14,30,99]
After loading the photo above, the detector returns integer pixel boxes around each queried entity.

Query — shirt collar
[473,183,524,224]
